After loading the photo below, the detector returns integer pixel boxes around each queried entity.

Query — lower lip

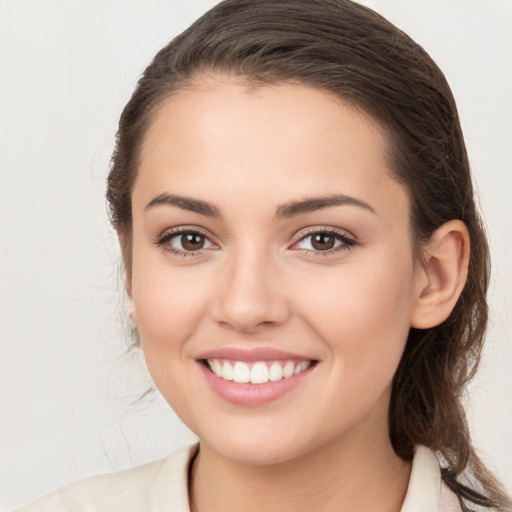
[197,361,314,405]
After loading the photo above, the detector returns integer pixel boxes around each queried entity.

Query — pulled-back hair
[107,0,511,508]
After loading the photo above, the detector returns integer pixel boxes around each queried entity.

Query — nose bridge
[212,239,290,332]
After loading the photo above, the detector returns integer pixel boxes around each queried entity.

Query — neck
[189,426,411,512]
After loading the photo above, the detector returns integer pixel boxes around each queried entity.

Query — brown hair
[107,0,511,508]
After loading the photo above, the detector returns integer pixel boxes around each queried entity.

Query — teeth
[269,361,283,381]
[233,361,250,383]
[223,361,234,380]
[206,359,312,384]
[300,361,311,372]
[251,362,269,384]
[283,361,295,378]
[212,359,223,377]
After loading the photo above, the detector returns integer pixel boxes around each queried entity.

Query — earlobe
[129,308,138,325]
[117,230,137,323]
[410,220,470,329]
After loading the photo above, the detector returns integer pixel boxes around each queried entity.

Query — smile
[197,348,318,405]
[206,359,312,384]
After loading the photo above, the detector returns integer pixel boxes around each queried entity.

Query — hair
[107,0,511,508]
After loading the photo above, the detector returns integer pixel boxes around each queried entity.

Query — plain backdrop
[1,0,511,509]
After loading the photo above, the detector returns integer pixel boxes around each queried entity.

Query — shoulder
[403,446,500,512]
[15,443,198,512]
[17,459,166,512]
[440,483,503,512]
[440,481,465,512]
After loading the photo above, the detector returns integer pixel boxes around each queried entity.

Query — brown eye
[311,233,336,251]
[180,233,206,250]
[157,229,216,255]
[292,229,356,255]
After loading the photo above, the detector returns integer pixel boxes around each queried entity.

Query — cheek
[130,250,210,356]
[130,262,213,410]
[294,254,415,384]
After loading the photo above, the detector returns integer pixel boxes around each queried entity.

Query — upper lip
[197,347,315,362]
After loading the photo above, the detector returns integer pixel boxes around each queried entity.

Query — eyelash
[154,226,357,258]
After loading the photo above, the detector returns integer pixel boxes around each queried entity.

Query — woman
[16,0,511,510]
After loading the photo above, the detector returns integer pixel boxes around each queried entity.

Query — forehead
[141,78,389,163]
[135,79,408,221]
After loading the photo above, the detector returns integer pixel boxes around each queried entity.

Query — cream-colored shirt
[17,444,465,512]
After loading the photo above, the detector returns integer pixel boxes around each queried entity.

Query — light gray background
[1,1,510,509]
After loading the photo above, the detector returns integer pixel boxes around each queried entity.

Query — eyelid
[155,225,213,242]
[295,225,355,239]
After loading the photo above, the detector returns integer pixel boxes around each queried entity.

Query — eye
[156,228,217,256]
[291,228,357,255]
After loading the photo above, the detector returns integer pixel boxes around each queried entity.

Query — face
[129,79,422,465]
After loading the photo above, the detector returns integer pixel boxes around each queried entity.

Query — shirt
[17,444,465,512]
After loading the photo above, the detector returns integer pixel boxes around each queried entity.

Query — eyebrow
[145,193,222,217]
[145,192,376,219]
[274,194,377,219]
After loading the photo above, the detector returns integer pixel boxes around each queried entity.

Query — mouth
[202,358,314,384]
[196,349,318,405]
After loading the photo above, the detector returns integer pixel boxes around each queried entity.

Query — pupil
[312,233,334,250]
[182,233,204,250]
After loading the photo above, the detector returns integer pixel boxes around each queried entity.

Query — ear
[410,220,470,329]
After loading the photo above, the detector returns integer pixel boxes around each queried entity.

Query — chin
[216,441,298,466]
[199,424,317,466]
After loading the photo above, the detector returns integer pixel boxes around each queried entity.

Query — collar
[401,445,443,512]
[148,443,198,512]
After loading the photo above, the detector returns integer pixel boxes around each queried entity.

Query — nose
[211,246,291,334]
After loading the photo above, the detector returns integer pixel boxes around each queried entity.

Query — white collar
[401,445,442,512]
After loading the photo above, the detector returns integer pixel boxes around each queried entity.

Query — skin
[128,78,469,512]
